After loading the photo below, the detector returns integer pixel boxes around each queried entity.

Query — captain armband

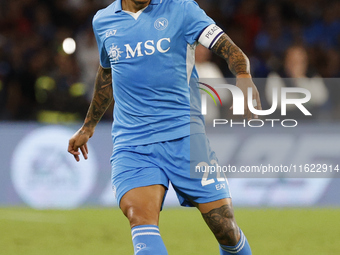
[198,24,224,50]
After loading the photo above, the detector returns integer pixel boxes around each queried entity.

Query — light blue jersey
[92,0,215,147]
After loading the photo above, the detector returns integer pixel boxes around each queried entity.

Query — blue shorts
[110,133,231,207]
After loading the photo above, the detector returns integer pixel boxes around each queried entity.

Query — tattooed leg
[201,203,240,246]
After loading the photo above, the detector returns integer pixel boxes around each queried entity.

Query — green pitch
[0,207,339,255]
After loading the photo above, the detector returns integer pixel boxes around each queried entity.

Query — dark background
[0,0,339,121]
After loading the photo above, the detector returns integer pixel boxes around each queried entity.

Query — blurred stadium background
[1,0,340,254]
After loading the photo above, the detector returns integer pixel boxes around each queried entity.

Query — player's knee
[120,186,165,228]
[123,204,159,229]
[202,204,240,246]
[215,218,239,246]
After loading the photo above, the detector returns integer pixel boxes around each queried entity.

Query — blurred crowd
[0,0,339,122]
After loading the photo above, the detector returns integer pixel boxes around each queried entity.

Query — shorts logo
[108,44,123,62]
[154,18,168,31]
[135,243,147,254]
[216,183,226,190]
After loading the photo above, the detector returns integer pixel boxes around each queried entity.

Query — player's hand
[68,128,94,162]
[235,74,262,120]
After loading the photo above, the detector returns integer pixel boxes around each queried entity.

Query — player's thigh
[111,145,169,227]
[120,184,166,227]
[163,133,231,206]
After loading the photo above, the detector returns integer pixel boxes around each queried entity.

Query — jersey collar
[114,0,162,13]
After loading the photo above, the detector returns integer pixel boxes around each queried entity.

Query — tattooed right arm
[82,66,113,133]
[68,66,112,161]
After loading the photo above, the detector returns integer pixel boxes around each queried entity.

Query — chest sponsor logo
[154,18,168,31]
[108,38,171,62]
[125,38,170,58]
[108,44,123,62]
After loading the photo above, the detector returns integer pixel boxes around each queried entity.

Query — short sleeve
[183,1,215,45]
[92,17,111,69]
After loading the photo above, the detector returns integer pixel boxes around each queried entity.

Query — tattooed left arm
[211,34,250,77]
[211,33,262,119]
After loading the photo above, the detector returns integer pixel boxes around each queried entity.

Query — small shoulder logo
[135,243,146,254]
[106,29,117,38]
[108,44,123,62]
[154,18,168,31]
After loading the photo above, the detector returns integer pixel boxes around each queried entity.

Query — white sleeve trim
[198,24,224,49]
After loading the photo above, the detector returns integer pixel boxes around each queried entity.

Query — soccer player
[68,0,261,254]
